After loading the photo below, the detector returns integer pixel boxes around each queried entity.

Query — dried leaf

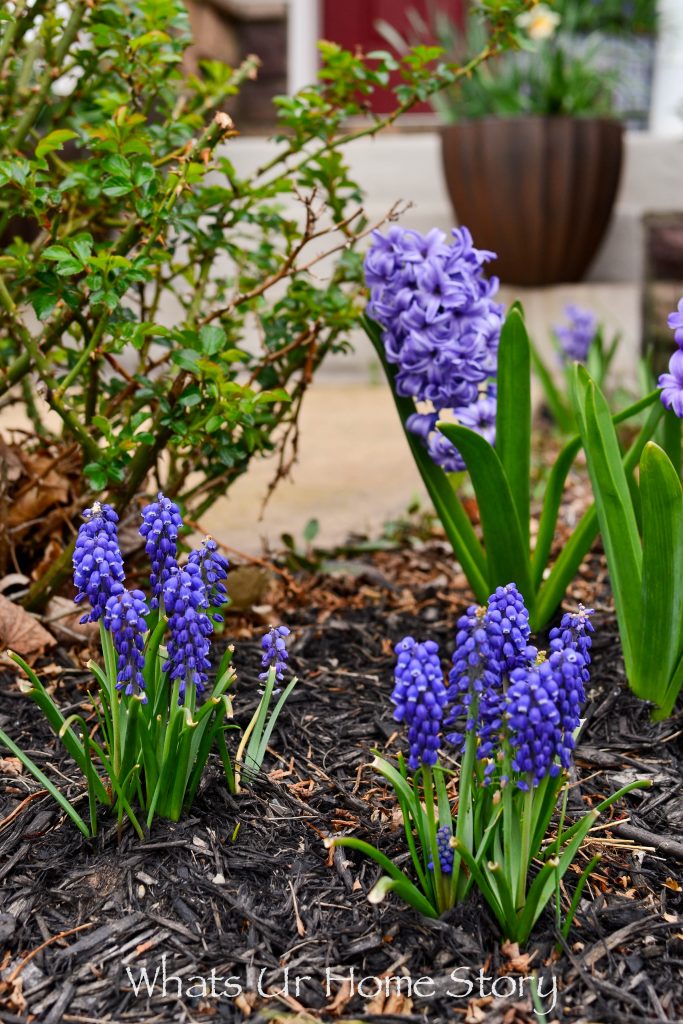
[0,757,23,777]
[501,941,536,974]
[0,594,55,658]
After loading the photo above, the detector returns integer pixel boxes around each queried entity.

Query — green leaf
[29,288,58,320]
[0,729,91,838]
[35,129,78,159]
[437,422,535,613]
[130,29,172,51]
[198,324,226,356]
[496,306,531,553]
[363,315,488,601]
[634,443,683,711]
[83,463,108,490]
[572,366,642,676]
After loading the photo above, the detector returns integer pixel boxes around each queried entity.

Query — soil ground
[1,537,682,1024]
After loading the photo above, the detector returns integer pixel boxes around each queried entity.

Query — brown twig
[6,922,93,982]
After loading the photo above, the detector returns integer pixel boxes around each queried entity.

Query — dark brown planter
[440,116,624,286]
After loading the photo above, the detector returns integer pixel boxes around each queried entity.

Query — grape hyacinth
[259,625,291,690]
[103,587,150,701]
[189,538,229,622]
[658,298,683,418]
[441,586,593,789]
[163,563,213,700]
[428,825,455,874]
[391,637,448,770]
[554,304,598,364]
[73,502,126,623]
[139,493,184,609]
[365,225,503,472]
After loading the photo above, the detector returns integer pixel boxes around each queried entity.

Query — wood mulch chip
[0,533,682,1024]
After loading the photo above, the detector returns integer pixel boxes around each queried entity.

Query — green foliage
[554,0,657,36]
[365,307,659,630]
[0,0,515,607]
[531,321,621,435]
[376,0,616,121]
[328,748,649,942]
[3,630,296,838]
[572,367,683,719]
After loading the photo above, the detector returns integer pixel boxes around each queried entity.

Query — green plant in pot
[377,1,624,286]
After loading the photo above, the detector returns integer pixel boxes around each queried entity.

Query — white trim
[651,0,683,135]
[287,0,321,94]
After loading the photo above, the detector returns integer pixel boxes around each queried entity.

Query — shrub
[0,0,528,608]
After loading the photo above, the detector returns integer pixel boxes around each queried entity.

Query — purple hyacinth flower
[259,625,291,692]
[364,224,504,471]
[392,636,447,770]
[667,297,683,347]
[73,502,125,623]
[428,824,455,874]
[554,304,598,364]
[104,587,150,701]
[163,563,213,700]
[139,493,183,609]
[443,587,591,789]
[188,537,229,622]
[659,348,683,418]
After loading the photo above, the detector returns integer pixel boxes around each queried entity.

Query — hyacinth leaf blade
[362,313,488,600]
[436,421,535,613]
[636,442,683,716]
[529,341,575,434]
[516,810,599,943]
[496,305,531,553]
[571,366,642,677]
[535,394,664,630]
[367,874,440,919]
[0,727,92,838]
[532,435,582,590]
[328,835,438,917]
[7,650,110,805]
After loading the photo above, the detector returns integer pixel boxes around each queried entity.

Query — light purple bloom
[365,225,503,434]
[658,348,683,418]
[667,297,683,347]
[554,304,598,364]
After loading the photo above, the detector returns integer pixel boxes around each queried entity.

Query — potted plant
[378,2,626,286]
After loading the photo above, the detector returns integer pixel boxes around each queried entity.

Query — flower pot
[440,116,624,286]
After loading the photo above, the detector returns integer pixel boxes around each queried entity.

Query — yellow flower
[516,4,561,41]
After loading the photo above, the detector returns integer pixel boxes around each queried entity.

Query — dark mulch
[1,548,682,1024]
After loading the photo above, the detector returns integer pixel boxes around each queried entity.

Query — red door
[322,0,465,113]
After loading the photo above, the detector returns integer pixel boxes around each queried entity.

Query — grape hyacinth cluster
[103,587,150,700]
[391,585,593,789]
[428,825,455,874]
[162,563,213,699]
[259,625,291,692]
[189,538,229,622]
[139,493,183,609]
[73,502,126,623]
[554,304,598,364]
[391,637,448,770]
[365,225,504,473]
[658,297,683,418]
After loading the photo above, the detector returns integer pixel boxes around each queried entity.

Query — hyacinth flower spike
[2,497,299,839]
[234,626,299,793]
[327,586,651,941]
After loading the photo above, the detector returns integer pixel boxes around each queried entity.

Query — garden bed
[1,541,682,1024]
